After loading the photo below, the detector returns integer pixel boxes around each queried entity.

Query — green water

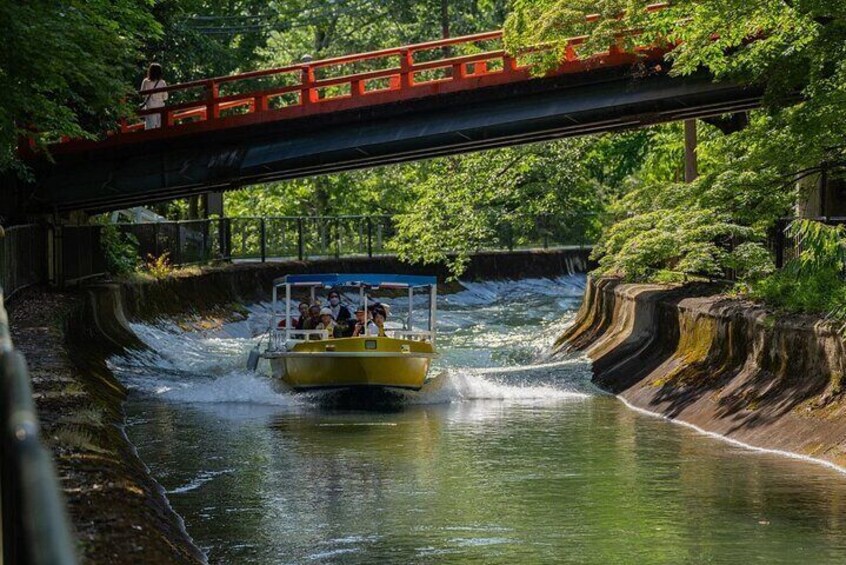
[117,277,846,563]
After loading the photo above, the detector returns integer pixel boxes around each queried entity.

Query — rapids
[109,276,846,564]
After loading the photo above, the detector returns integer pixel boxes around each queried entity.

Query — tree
[505,0,846,285]
[0,1,159,175]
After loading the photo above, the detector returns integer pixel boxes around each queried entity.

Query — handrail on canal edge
[0,287,77,565]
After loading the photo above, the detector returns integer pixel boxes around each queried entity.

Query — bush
[749,268,846,315]
[143,253,174,280]
[99,223,139,275]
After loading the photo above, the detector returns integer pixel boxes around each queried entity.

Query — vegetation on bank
[4,1,846,315]
[506,0,846,316]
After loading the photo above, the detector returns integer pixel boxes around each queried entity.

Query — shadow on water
[303,387,409,412]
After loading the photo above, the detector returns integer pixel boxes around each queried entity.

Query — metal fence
[0,225,47,300]
[770,216,846,270]
[116,215,397,265]
[0,290,78,565]
[118,213,595,267]
[58,225,109,285]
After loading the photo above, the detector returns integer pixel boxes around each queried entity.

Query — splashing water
[120,274,846,564]
[108,275,592,407]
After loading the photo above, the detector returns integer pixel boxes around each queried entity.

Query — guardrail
[116,214,597,268]
[104,3,669,140]
[0,288,77,565]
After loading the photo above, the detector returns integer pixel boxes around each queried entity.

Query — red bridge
[15,5,762,215]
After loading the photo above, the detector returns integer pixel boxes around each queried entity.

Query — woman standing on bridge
[140,63,168,130]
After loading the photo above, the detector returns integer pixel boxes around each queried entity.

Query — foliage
[749,220,846,315]
[750,267,846,315]
[505,0,846,284]
[387,141,605,275]
[785,219,846,276]
[143,253,174,280]
[97,222,140,276]
[0,1,159,174]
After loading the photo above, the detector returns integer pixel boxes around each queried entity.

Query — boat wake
[108,276,592,409]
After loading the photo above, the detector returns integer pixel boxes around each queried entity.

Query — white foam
[404,370,589,405]
[161,372,297,406]
[617,396,846,476]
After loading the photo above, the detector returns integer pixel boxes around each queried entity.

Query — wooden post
[684,119,698,183]
[400,49,414,88]
[206,81,219,121]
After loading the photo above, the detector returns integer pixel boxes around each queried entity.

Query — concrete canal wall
[119,249,592,320]
[9,248,590,563]
[557,277,846,470]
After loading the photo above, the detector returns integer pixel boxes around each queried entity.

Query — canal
[110,276,846,563]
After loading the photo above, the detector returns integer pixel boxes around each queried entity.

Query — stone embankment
[9,248,590,562]
[556,277,846,469]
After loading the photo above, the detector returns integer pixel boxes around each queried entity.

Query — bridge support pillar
[684,119,698,183]
[205,192,224,218]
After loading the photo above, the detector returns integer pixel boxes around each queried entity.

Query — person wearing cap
[316,307,338,339]
[352,307,369,337]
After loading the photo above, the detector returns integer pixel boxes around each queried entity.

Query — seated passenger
[327,290,352,335]
[316,307,338,338]
[351,308,368,337]
[294,301,310,330]
[367,306,388,337]
[303,304,322,330]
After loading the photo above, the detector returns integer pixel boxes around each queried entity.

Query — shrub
[99,222,139,275]
[143,253,174,280]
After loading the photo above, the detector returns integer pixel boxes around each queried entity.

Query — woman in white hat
[316,307,337,339]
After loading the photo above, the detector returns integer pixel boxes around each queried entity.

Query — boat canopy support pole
[285,283,292,343]
[408,287,413,331]
[271,285,278,332]
[363,292,369,335]
[430,284,437,346]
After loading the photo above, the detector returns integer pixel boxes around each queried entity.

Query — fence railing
[0,213,598,291]
[770,216,846,269]
[116,214,596,267]
[0,225,47,300]
[0,289,78,565]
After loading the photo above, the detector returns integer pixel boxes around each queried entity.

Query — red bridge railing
[59,3,669,149]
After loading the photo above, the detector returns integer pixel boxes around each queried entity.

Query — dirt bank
[8,288,204,564]
[556,277,846,469]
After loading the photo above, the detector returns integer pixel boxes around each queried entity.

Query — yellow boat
[255,274,439,392]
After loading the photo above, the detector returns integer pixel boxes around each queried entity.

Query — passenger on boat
[351,308,368,337]
[367,305,388,337]
[294,301,310,330]
[303,304,322,330]
[327,290,353,335]
[316,307,338,338]
[327,291,352,322]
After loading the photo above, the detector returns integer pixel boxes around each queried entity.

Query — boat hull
[267,337,436,391]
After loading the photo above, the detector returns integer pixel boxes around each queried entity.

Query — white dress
[140,78,168,129]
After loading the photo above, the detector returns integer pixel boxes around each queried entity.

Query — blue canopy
[275,273,437,288]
